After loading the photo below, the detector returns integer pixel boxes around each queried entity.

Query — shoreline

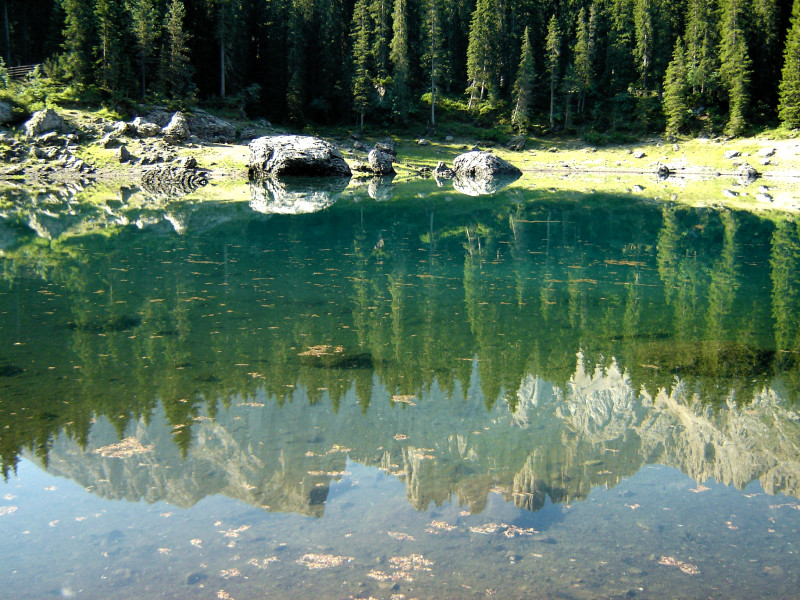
[2,106,799,215]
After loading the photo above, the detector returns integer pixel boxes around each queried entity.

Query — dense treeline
[1,0,799,135]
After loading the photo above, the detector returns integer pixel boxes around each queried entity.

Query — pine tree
[94,0,130,96]
[60,0,95,84]
[684,0,719,102]
[663,37,690,134]
[778,0,800,127]
[545,15,561,129]
[161,0,195,103]
[129,0,159,99]
[422,0,444,127]
[389,0,411,122]
[512,26,536,130]
[371,0,392,85]
[466,0,495,109]
[351,0,372,130]
[573,7,594,115]
[719,0,751,135]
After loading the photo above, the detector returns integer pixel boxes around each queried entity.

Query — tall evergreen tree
[389,0,411,122]
[719,0,751,135]
[129,0,159,99]
[684,0,719,102]
[466,0,496,108]
[161,0,195,102]
[94,0,129,95]
[351,0,372,130]
[371,0,392,86]
[512,25,536,130]
[573,7,595,114]
[60,0,95,84]
[663,37,690,134]
[545,14,561,128]
[779,0,800,127]
[421,0,445,126]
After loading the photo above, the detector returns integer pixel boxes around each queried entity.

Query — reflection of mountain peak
[28,357,800,517]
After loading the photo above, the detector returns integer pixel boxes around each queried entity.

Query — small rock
[758,147,776,158]
[633,150,646,159]
[178,156,197,169]
[118,145,132,163]
[760,158,771,166]
[632,185,645,193]
[417,139,429,146]
[375,139,396,157]
[353,140,364,150]
[758,185,770,194]
[433,161,454,179]
[673,144,680,151]
[723,150,741,160]
[722,189,738,198]
[445,135,454,142]
[756,193,773,203]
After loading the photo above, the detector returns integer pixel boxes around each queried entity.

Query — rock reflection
[249,176,351,214]
[451,172,521,196]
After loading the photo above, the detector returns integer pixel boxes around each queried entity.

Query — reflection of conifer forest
[1,190,799,494]
[3,0,800,132]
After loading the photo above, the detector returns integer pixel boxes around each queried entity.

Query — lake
[1,177,800,599]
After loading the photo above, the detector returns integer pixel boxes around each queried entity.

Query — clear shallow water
[1,180,800,599]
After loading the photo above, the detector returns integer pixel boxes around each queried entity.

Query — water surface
[1,180,800,599]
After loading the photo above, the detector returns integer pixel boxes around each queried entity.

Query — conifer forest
[2,0,800,136]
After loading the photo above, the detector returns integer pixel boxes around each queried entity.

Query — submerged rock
[249,176,350,214]
[248,135,352,179]
[368,175,396,201]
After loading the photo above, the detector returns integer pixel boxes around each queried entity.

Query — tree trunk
[219,4,226,98]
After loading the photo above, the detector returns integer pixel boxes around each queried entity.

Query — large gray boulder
[248,135,352,179]
[24,108,69,138]
[450,151,521,195]
[452,151,522,180]
[188,111,236,143]
[368,148,395,175]
[162,112,190,144]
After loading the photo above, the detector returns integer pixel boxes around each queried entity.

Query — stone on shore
[452,151,522,180]
[24,108,69,139]
[248,135,352,179]
[368,148,395,175]
[162,112,190,144]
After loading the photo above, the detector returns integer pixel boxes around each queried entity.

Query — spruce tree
[422,0,444,126]
[129,0,159,99]
[389,0,411,122]
[466,0,495,109]
[161,0,195,103]
[778,0,800,127]
[719,0,751,135]
[351,0,372,130]
[573,7,594,115]
[60,0,95,84]
[511,26,536,131]
[684,0,719,102]
[663,37,690,134]
[545,15,561,129]
[94,0,130,96]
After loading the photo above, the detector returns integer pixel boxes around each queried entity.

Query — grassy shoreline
[3,107,800,216]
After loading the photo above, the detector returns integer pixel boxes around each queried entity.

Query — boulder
[24,108,69,138]
[633,149,646,159]
[758,147,776,158]
[162,112,190,144]
[450,151,521,196]
[739,163,760,184]
[452,151,522,180]
[375,139,396,157]
[118,145,132,163]
[132,117,161,138]
[723,150,741,160]
[433,161,454,179]
[248,135,352,179]
[368,148,396,175]
[187,111,236,143]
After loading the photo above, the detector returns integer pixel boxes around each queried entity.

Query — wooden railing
[7,64,38,80]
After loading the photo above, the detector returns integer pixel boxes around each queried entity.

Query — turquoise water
[1,180,800,599]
